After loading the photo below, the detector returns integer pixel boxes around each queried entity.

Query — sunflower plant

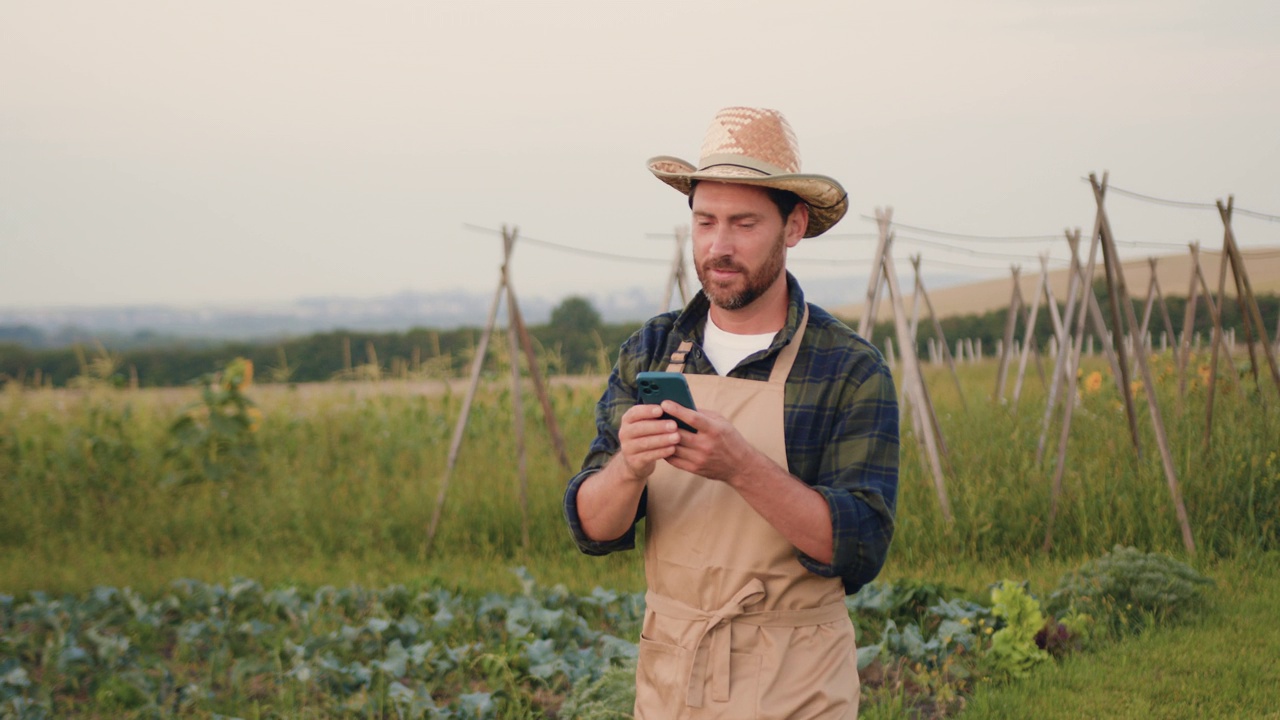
[163,358,261,486]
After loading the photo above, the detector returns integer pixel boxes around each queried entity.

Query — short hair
[688,180,804,224]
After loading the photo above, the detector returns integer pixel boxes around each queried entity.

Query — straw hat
[648,106,849,237]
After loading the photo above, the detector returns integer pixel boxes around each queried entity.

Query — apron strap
[645,576,848,708]
[667,341,694,373]
[768,304,809,384]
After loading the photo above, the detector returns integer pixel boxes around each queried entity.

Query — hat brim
[648,155,849,238]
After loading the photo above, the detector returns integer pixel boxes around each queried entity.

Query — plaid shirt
[562,273,899,595]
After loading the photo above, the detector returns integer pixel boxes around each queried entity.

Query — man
[563,107,899,719]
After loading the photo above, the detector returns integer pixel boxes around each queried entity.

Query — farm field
[2,350,1278,717]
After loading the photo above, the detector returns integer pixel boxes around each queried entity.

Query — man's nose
[705,226,735,256]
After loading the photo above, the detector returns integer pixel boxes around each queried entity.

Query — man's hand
[575,403,680,543]
[657,401,760,484]
[616,403,683,482]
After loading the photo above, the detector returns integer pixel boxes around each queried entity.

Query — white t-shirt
[703,315,777,376]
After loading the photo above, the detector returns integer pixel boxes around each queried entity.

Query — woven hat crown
[647,106,849,237]
[698,107,801,176]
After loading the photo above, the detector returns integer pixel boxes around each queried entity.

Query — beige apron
[635,310,860,719]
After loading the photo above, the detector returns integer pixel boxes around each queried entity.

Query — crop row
[2,548,1212,718]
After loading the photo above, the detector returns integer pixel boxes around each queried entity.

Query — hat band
[696,153,791,178]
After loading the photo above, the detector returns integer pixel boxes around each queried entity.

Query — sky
[2,0,1278,313]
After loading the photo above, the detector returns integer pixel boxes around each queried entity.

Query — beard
[695,232,787,311]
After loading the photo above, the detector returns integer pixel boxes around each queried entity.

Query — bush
[557,660,636,719]
[1047,545,1213,639]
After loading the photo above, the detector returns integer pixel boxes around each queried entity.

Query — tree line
[1,292,1275,388]
[869,288,1277,361]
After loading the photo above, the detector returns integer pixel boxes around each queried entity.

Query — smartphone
[636,371,698,432]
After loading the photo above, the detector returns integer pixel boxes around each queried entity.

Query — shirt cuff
[795,484,890,594]
[563,467,638,556]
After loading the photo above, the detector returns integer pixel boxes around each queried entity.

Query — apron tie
[647,579,764,707]
[645,583,852,708]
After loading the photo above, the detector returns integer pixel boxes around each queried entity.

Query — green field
[2,350,1278,717]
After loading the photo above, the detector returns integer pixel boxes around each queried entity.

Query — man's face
[691,182,805,311]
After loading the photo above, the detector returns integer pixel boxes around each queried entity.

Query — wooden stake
[1195,253,1238,377]
[859,210,892,342]
[1135,260,1160,363]
[1205,210,1235,448]
[1218,198,1280,393]
[1044,220,1103,549]
[1176,243,1202,405]
[660,225,692,314]
[1037,228,1093,465]
[1091,173,1195,553]
[1055,229,1128,400]
[425,225,570,552]
[910,255,968,412]
[426,276,504,553]
[506,275,572,471]
[908,254,923,342]
[1012,254,1051,408]
[506,281,530,550]
[994,266,1023,402]
[1150,258,1178,355]
[1096,193,1143,456]
[876,209,952,521]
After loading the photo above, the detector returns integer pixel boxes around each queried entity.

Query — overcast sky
[2,0,1278,311]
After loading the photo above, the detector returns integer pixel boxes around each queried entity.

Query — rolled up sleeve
[794,359,899,594]
[562,335,649,556]
[563,467,646,555]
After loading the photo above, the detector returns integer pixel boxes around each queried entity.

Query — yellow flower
[246,407,263,433]
[222,357,254,391]
[1130,380,1144,397]
[1084,371,1103,394]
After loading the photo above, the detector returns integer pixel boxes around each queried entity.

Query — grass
[961,551,1280,719]
[4,349,1276,600]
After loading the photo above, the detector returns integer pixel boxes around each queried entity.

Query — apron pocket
[635,636,687,719]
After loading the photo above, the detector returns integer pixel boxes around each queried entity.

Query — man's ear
[785,203,809,248]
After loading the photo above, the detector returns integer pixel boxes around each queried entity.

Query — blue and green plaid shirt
[562,273,899,595]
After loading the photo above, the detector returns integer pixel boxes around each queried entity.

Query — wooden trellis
[1203,197,1280,447]
[1175,242,1237,407]
[908,254,967,412]
[993,265,1048,404]
[1011,252,1065,409]
[1035,227,1131,464]
[1043,173,1194,554]
[425,225,572,553]
[862,208,953,522]
[992,265,1024,403]
[659,225,693,314]
[1136,257,1177,356]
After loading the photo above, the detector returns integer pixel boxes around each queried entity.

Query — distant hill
[835,248,1280,324]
